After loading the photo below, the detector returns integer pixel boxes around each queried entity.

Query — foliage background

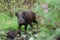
[0,0,60,40]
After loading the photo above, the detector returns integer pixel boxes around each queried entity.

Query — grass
[0,8,60,40]
[0,0,60,39]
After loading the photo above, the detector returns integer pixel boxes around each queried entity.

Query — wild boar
[15,10,38,34]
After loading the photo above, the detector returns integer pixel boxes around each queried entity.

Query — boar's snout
[18,18,25,24]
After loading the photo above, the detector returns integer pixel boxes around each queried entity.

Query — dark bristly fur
[15,10,38,35]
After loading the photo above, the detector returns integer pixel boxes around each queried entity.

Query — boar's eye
[15,12,18,16]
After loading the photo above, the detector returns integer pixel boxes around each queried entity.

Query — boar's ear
[15,12,18,16]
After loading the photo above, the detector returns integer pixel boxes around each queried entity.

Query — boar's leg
[17,24,21,37]
[30,23,33,31]
[25,24,28,34]
[34,20,38,29]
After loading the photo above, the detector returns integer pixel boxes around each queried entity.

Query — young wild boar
[56,36,60,40]
[15,10,38,34]
[6,30,17,40]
